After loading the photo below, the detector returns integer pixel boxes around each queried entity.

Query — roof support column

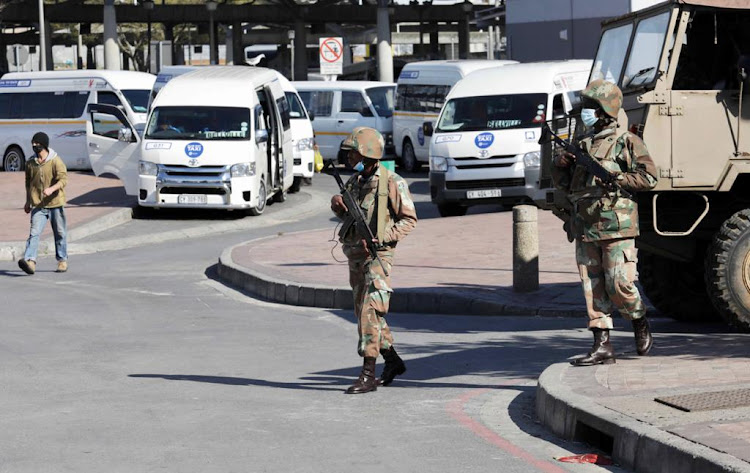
[231,21,244,65]
[377,0,393,83]
[294,17,308,81]
[103,0,120,70]
[458,17,469,59]
[429,22,440,59]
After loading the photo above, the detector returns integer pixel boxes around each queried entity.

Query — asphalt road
[0,170,636,473]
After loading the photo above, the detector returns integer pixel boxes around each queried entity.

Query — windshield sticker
[475,132,494,149]
[146,142,172,150]
[525,131,535,141]
[435,134,462,144]
[399,71,419,80]
[486,120,521,129]
[185,142,204,158]
[417,126,425,146]
[0,80,31,87]
[203,131,246,139]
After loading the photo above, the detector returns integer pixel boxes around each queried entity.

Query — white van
[427,60,593,217]
[150,66,314,192]
[293,81,395,163]
[86,66,294,215]
[393,60,517,172]
[0,70,155,172]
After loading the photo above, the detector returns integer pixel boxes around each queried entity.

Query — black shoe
[345,357,378,394]
[632,317,653,356]
[379,347,406,386]
[571,329,616,366]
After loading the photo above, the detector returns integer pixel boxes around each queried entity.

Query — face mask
[353,161,365,172]
[32,145,43,154]
[580,108,599,127]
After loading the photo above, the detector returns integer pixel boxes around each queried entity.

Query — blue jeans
[24,206,68,262]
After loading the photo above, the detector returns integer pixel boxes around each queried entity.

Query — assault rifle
[324,160,389,277]
[539,121,632,199]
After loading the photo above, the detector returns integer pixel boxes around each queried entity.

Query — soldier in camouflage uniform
[552,80,658,366]
[330,127,418,393]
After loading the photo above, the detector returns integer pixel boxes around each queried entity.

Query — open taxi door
[86,103,141,196]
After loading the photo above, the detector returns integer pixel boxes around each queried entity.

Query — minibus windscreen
[145,106,251,140]
[122,89,151,114]
[436,93,547,132]
[366,86,395,118]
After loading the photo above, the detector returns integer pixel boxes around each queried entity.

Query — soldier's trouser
[576,238,646,330]
[349,253,394,358]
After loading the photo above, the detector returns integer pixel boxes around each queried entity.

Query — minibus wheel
[3,146,25,172]
[400,139,421,173]
[248,180,267,216]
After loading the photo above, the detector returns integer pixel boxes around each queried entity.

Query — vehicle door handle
[89,143,99,149]
[338,120,344,124]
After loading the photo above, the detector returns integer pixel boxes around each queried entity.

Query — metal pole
[38,0,47,70]
[147,12,152,72]
[487,26,494,60]
[209,11,216,65]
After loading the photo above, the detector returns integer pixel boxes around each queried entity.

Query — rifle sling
[376,163,389,244]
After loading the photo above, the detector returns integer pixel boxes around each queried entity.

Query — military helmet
[340,126,384,160]
[581,79,623,119]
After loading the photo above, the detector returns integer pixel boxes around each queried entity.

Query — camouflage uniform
[553,81,658,331]
[334,128,418,358]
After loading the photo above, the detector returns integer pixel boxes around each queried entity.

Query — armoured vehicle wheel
[705,209,750,331]
[248,180,267,216]
[3,146,25,172]
[400,139,421,173]
[437,203,467,217]
[638,251,719,322]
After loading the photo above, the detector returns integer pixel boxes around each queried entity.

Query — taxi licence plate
[467,189,502,199]
[178,194,207,205]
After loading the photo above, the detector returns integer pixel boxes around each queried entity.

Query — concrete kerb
[216,236,590,318]
[536,363,750,473]
[0,206,133,262]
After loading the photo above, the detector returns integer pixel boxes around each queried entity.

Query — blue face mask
[353,161,365,172]
[580,108,599,127]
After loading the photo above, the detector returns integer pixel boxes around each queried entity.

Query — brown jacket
[25,149,67,208]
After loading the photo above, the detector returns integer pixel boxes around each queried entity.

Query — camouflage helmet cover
[340,126,385,160]
[581,79,623,119]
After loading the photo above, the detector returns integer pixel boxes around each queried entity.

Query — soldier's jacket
[552,122,658,242]
[335,165,418,258]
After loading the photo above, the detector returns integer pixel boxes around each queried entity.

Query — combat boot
[345,357,378,394]
[379,347,406,386]
[632,317,653,356]
[571,328,616,366]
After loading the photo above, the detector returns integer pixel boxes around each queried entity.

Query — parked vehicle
[86,66,294,215]
[151,66,314,192]
[0,70,155,171]
[293,81,395,163]
[394,60,517,172]
[427,60,592,217]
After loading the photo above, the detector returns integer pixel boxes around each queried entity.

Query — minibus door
[86,103,140,196]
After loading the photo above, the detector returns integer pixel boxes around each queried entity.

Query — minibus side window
[0,95,11,118]
[434,85,451,113]
[275,96,291,131]
[298,91,333,117]
[97,91,124,108]
[341,91,372,116]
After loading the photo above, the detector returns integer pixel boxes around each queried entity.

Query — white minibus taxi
[150,66,314,192]
[293,81,395,163]
[0,70,155,171]
[85,66,294,215]
[426,60,593,217]
[393,60,517,172]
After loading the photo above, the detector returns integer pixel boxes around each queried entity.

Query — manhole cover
[655,388,750,412]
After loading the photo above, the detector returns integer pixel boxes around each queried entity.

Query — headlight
[523,151,541,168]
[139,161,158,176]
[430,157,447,172]
[296,138,314,151]
[231,162,256,177]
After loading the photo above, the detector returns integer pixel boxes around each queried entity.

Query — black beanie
[32,132,49,150]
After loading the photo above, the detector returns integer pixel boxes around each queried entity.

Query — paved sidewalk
[0,172,134,260]
[217,210,750,472]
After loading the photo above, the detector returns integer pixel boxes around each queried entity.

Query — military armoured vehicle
[536,0,750,330]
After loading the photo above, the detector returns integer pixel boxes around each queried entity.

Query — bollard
[513,204,539,293]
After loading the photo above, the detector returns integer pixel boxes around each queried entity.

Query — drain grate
[655,388,750,412]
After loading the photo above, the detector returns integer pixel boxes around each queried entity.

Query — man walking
[18,132,69,275]
[330,127,418,394]
[552,80,658,366]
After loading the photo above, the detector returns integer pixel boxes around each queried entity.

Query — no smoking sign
[319,37,343,76]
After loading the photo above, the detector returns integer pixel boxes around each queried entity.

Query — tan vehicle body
[537,0,750,329]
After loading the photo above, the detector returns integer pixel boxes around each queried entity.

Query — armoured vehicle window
[591,23,633,84]
[673,10,750,90]
[622,12,670,90]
